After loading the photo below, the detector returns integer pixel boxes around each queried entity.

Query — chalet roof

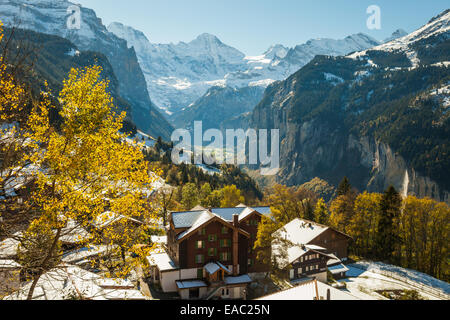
[275,218,329,246]
[204,262,231,275]
[92,211,143,229]
[171,206,272,229]
[171,210,206,229]
[256,278,359,300]
[305,244,326,251]
[224,274,252,285]
[326,254,343,267]
[176,210,216,240]
[274,243,331,267]
[210,207,246,221]
[176,280,208,289]
[62,246,109,264]
[328,263,349,275]
[147,252,178,272]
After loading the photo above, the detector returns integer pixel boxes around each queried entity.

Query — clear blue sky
[76,0,449,55]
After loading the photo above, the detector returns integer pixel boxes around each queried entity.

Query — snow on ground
[352,261,450,295]
[338,262,449,300]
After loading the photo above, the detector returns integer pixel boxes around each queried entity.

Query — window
[221,226,228,234]
[298,267,303,274]
[208,234,217,242]
[208,248,217,257]
[196,240,205,249]
[220,251,230,262]
[289,269,294,280]
[220,239,231,248]
[300,256,304,263]
[198,228,206,236]
[195,254,204,264]
[197,269,203,279]
[248,258,253,266]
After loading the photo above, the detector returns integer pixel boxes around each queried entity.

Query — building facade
[273,218,351,284]
[147,205,271,300]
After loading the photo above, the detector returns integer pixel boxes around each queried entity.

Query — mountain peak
[384,29,408,42]
[193,33,223,45]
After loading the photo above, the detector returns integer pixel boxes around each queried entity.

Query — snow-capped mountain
[0,0,174,139]
[384,29,409,42]
[108,22,247,116]
[247,9,450,201]
[108,22,381,116]
[349,9,450,68]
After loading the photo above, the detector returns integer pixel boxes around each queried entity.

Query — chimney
[327,288,331,301]
[233,214,239,227]
[232,214,239,276]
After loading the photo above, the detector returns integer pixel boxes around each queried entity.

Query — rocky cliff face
[251,102,449,203]
[0,0,173,139]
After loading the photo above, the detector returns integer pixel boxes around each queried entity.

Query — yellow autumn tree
[347,192,382,258]
[0,20,29,204]
[220,184,245,208]
[13,65,158,299]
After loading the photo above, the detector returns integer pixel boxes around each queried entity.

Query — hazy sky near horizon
[76,0,449,55]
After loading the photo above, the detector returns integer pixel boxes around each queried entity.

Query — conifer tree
[337,177,352,196]
[375,186,402,261]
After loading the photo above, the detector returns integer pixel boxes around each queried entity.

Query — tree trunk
[27,273,42,300]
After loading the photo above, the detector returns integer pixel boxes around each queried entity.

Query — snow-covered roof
[305,244,326,251]
[102,288,147,300]
[176,280,208,290]
[0,237,20,258]
[95,278,135,289]
[0,259,21,269]
[257,279,359,300]
[204,262,231,275]
[2,265,145,300]
[59,220,91,244]
[274,219,329,246]
[92,211,143,229]
[274,243,331,267]
[328,264,349,274]
[62,246,109,264]
[151,235,167,245]
[146,252,178,272]
[224,274,252,285]
[326,254,342,267]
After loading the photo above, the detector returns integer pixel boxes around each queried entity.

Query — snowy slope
[384,29,408,42]
[108,22,381,115]
[108,22,247,115]
[349,10,450,68]
[351,261,450,296]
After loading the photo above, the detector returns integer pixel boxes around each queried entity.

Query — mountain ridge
[108,22,383,117]
[248,10,450,203]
